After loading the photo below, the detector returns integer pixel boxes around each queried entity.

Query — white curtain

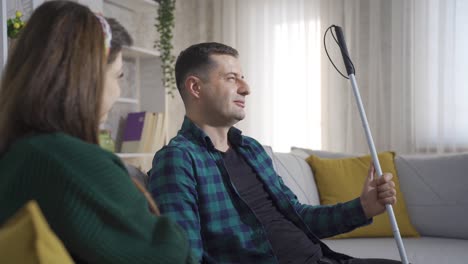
[209,0,468,154]
[411,0,468,153]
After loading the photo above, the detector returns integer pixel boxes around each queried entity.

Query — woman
[0,1,192,263]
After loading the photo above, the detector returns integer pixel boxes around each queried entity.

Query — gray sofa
[264,146,468,264]
[132,148,468,263]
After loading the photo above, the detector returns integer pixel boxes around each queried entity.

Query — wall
[167,0,215,138]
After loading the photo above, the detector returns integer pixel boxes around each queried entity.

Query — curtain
[211,0,324,152]
[209,0,468,154]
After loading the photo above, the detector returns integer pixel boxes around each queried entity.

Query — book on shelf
[120,111,146,153]
[142,113,157,153]
[151,112,166,152]
[120,111,166,154]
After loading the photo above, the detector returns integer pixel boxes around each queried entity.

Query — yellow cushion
[0,200,74,264]
[306,152,419,238]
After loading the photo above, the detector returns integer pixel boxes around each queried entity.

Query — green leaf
[155,0,177,96]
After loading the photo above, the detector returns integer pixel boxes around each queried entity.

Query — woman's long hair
[0,1,106,153]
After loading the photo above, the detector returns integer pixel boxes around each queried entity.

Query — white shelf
[116,97,139,104]
[122,45,160,59]
[104,0,157,12]
[116,153,154,158]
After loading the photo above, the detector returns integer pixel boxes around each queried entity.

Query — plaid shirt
[149,117,370,263]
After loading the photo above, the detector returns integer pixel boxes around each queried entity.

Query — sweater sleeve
[29,144,193,264]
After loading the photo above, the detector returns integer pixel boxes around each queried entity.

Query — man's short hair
[175,42,239,96]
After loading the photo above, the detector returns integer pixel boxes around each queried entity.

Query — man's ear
[185,76,202,99]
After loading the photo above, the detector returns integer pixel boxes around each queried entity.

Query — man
[149,42,401,264]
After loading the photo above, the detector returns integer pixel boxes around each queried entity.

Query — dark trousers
[318,257,402,264]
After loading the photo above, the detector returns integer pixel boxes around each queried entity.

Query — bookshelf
[103,0,166,172]
[121,45,160,59]
[103,0,157,13]
[116,153,154,158]
[116,97,139,104]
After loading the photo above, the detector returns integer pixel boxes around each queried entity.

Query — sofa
[263,146,468,264]
[132,146,468,263]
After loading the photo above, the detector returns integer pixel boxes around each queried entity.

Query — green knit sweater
[0,133,192,263]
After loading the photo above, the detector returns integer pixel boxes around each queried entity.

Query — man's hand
[360,164,397,219]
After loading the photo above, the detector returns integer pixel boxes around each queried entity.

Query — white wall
[167,0,215,138]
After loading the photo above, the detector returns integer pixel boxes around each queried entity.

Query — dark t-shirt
[221,148,322,264]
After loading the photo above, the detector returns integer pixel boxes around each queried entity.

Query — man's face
[199,54,250,126]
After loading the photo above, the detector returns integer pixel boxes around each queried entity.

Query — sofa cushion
[395,153,468,239]
[0,200,74,264]
[306,152,419,238]
[324,237,468,264]
[263,146,320,205]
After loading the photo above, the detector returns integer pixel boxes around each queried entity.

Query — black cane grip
[334,26,355,75]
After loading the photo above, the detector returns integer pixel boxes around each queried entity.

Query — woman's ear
[185,76,202,99]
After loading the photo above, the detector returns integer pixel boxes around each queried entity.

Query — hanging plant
[7,11,26,39]
[154,0,177,98]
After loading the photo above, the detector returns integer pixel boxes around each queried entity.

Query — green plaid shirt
[149,117,370,263]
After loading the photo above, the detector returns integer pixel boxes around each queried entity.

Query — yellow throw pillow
[0,200,74,264]
[306,151,419,238]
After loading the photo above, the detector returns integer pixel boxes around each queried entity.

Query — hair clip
[95,13,112,54]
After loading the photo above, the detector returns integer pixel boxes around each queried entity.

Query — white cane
[326,25,409,264]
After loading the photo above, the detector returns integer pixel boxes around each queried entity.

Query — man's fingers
[379,196,397,205]
[377,181,395,192]
[367,163,375,182]
[377,173,397,205]
[378,189,396,199]
[373,172,397,206]
[375,173,393,185]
